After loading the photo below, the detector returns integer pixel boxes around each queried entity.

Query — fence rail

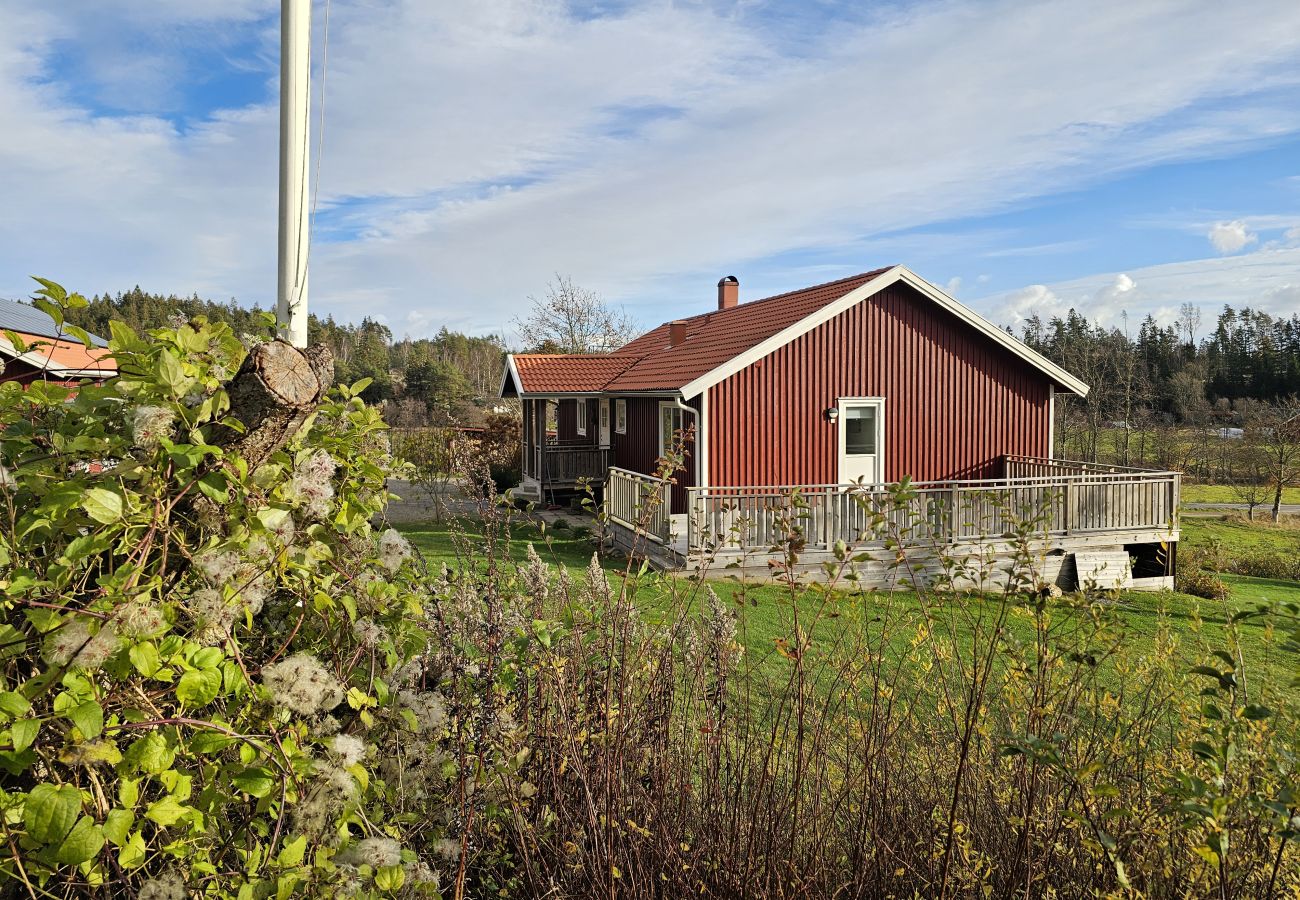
[605,467,672,545]
[685,456,1179,554]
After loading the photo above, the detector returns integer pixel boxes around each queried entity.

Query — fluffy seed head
[131,405,175,449]
[137,870,187,900]
[327,733,367,767]
[377,529,412,574]
[262,652,345,716]
[337,836,402,869]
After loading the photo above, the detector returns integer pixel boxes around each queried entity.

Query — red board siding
[611,396,695,512]
[555,398,598,441]
[707,282,1050,486]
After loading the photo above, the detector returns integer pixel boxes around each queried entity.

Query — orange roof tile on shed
[0,329,117,377]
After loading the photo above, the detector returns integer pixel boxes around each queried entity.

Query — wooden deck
[602,456,1180,591]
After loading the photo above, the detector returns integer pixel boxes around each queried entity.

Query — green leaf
[68,700,103,739]
[102,809,134,847]
[233,766,276,799]
[176,668,222,708]
[11,718,39,753]
[144,796,191,827]
[54,815,104,865]
[118,832,147,869]
[276,834,307,868]
[24,783,81,845]
[129,642,162,678]
[1243,703,1273,721]
[81,488,124,524]
[157,351,187,394]
[0,691,31,719]
[126,731,175,775]
[191,647,225,670]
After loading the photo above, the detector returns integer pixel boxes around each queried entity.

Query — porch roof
[504,353,639,395]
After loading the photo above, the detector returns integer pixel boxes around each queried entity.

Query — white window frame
[658,401,685,460]
[836,396,886,484]
[574,398,586,437]
[614,398,627,435]
[599,399,611,446]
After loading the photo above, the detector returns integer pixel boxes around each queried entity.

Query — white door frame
[837,396,886,485]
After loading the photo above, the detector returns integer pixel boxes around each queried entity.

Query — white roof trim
[678,266,1089,400]
[499,355,523,398]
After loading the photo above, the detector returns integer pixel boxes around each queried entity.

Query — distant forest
[67,287,508,426]
[1019,305,1300,474]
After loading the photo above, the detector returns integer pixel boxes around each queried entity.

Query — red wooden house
[501,266,1179,589]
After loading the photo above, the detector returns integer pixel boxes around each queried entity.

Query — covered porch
[603,455,1181,591]
[517,396,612,503]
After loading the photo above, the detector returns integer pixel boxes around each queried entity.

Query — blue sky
[1,0,1298,341]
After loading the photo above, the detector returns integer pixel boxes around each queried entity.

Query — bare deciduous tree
[513,274,640,353]
[1248,397,1300,523]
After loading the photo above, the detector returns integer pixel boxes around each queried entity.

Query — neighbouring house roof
[0,298,108,347]
[501,265,1089,399]
[0,329,117,380]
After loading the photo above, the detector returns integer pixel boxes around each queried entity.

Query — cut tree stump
[218,340,335,472]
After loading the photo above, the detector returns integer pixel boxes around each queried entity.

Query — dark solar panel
[0,298,107,347]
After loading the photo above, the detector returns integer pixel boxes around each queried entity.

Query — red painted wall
[707,282,1051,486]
[610,396,695,512]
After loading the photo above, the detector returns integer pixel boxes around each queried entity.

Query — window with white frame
[575,399,586,436]
[600,401,609,432]
[615,399,627,434]
[658,402,684,460]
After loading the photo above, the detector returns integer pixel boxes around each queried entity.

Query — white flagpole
[277,0,311,348]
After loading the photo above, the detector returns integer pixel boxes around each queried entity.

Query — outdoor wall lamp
[824,407,840,422]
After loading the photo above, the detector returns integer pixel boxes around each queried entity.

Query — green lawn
[1180,483,1300,505]
[1180,513,1300,553]
[397,516,1297,705]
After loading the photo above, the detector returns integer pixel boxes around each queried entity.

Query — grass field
[1180,483,1300,504]
[1180,512,1300,553]
[397,514,1297,702]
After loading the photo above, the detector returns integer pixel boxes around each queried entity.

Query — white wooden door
[837,397,885,484]
[599,399,611,447]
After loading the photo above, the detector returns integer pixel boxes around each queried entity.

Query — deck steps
[1069,550,1133,590]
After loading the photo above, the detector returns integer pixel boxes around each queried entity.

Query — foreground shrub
[438,475,1300,898]
[1176,545,1231,600]
[0,282,523,896]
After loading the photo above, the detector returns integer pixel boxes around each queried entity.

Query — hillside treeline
[1021,305,1300,469]
[68,287,508,425]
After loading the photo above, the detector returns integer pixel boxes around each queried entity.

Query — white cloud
[1207,220,1258,254]
[3,0,1300,335]
[945,276,963,295]
[983,246,1300,326]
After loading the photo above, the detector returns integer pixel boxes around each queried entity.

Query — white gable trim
[499,355,523,398]
[678,266,1090,400]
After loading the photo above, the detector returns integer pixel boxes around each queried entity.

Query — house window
[615,399,627,434]
[575,399,586,437]
[659,402,685,460]
[600,402,609,432]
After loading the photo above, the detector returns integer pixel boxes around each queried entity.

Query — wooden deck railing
[605,467,672,545]
[685,458,1180,554]
[526,440,612,487]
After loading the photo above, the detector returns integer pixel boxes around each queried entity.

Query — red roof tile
[510,353,639,394]
[505,269,891,395]
[607,268,890,391]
